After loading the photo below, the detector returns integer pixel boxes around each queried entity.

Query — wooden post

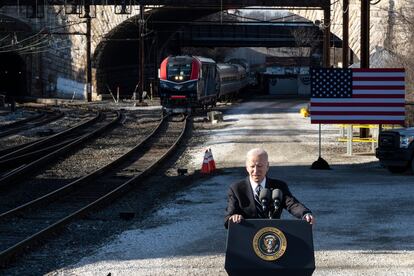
[342,0,349,67]
[323,6,331,68]
[85,3,92,102]
[139,5,145,103]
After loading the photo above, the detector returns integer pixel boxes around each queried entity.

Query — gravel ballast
[46,98,414,276]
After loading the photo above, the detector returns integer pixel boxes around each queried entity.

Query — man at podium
[224,148,314,228]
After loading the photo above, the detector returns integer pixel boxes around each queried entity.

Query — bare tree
[380,0,414,125]
[382,0,414,98]
[290,27,321,66]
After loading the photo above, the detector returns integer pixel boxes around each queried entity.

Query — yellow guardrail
[338,137,377,143]
[337,124,380,143]
[336,124,397,129]
[337,124,376,129]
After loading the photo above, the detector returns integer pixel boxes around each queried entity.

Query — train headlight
[178,76,183,80]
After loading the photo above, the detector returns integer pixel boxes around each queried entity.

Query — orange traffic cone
[201,150,210,174]
[208,148,216,171]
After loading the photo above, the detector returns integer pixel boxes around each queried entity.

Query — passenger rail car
[216,63,247,100]
[159,55,248,113]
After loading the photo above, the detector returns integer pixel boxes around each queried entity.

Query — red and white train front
[159,56,217,113]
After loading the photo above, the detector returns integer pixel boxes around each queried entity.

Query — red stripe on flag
[310,102,405,107]
[352,86,405,90]
[353,77,405,81]
[310,111,405,116]
[352,68,405,72]
[311,120,405,124]
[352,94,405,98]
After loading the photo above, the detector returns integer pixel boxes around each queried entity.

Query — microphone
[259,188,272,214]
[272,189,283,212]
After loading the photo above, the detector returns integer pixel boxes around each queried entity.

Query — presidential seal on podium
[252,227,287,261]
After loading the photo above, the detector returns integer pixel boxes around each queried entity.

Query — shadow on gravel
[269,162,414,252]
[68,161,414,266]
[4,158,414,275]
[1,118,199,275]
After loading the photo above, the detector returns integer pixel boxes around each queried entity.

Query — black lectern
[225,219,315,276]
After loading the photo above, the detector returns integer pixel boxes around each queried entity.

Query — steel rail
[0,111,45,131]
[0,115,188,267]
[0,137,78,171]
[0,113,166,220]
[0,110,64,138]
[0,111,122,189]
[0,140,42,157]
[0,111,102,160]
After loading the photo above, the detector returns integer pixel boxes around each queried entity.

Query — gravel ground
[0,109,35,127]
[0,109,162,214]
[2,98,414,275]
[53,98,414,276]
[0,109,94,150]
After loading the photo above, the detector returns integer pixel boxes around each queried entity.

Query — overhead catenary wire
[0,35,50,53]
[1,3,336,55]
[0,16,87,53]
[17,44,75,55]
[0,27,47,50]
[0,34,11,42]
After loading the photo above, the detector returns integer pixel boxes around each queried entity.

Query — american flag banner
[310,68,405,124]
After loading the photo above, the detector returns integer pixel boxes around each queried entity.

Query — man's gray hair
[246,148,268,161]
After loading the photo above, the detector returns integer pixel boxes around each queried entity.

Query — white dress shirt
[250,177,266,196]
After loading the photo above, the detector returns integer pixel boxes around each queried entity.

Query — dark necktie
[254,185,266,218]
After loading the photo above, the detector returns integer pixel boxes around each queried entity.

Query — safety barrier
[336,124,383,155]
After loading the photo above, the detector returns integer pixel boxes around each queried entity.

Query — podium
[225,219,315,276]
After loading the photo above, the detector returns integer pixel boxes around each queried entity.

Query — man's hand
[303,213,315,225]
[229,214,244,224]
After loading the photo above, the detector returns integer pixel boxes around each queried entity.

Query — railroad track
[0,111,102,160]
[0,109,109,156]
[0,111,160,215]
[0,111,44,130]
[0,110,64,138]
[0,111,122,188]
[0,115,188,266]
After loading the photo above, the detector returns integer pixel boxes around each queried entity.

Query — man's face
[246,154,269,183]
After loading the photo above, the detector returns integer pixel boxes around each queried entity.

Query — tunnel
[93,7,346,99]
[0,52,27,101]
[93,7,225,98]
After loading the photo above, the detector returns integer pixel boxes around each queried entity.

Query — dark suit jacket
[224,177,311,228]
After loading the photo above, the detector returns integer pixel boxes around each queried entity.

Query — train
[158,55,248,113]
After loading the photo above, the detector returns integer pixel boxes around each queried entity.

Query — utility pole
[138,5,145,103]
[85,3,92,102]
[342,0,349,67]
[360,0,370,137]
[361,0,370,68]
[323,6,331,68]
[343,0,352,155]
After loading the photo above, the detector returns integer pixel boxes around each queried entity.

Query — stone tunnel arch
[0,52,27,99]
[92,7,348,98]
[93,20,141,98]
[0,14,33,100]
[92,7,223,98]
